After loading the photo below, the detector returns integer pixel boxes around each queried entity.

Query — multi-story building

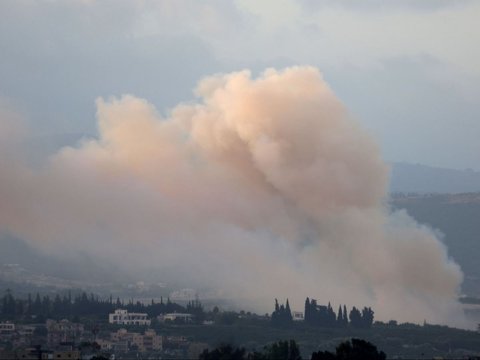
[133,329,162,352]
[112,340,129,353]
[0,322,15,334]
[109,328,162,352]
[110,328,130,342]
[108,309,151,326]
[161,313,194,323]
[46,319,84,347]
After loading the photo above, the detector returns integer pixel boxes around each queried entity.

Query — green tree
[285,299,293,322]
[336,338,385,360]
[311,339,385,360]
[361,307,374,328]
[310,351,336,360]
[264,340,301,360]
[337,306,343,327]
[304,298,311,324]
[199,344,246,360]
[348,307,362,328]
[1,289,16,318]
[32,293,42,315]
[342,305,348,326]
[271,299,293,327]
[248,340,302,360]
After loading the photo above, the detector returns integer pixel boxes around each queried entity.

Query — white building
[161,313,194,323]
[108,309,151,326]
[0,322,15,334]
[292,311,304,321]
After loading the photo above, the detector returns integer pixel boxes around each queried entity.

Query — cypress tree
[33,293,42,315]
[15,300,23,317]
[311,299,318,325]
[337,305,343,326]
[327,302,336,326]
[27,294,32,315]
[349,306,362,328]
[285,299,292,321]
[304,297,310,323]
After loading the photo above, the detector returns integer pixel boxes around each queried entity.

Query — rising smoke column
[0,67,467,327]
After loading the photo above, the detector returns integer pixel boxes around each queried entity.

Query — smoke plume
[0,67,467,327]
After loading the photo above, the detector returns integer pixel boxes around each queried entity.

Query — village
[0,309,214,359]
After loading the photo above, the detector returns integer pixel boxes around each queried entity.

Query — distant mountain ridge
[389,162,480,194]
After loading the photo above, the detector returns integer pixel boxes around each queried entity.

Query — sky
[0,0,479,170]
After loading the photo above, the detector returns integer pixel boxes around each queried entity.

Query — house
[0,322,15,334]
[108,328,162,352]
[161,313,194,323]
[130,329,162,352]
[108,309,151,326]
[108,330,132,353]
[292,311,304,321]
[46,320,84,347]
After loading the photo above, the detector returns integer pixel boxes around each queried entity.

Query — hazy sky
[0,0,479,170]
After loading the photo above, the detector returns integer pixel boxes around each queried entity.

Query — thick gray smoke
[0,67,468,327]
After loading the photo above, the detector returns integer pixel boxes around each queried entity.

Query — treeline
[271,299,293,327]
[199,338,385,360]
[0,289,199,321]
[3,289,373,330]
[200,340,300,360]
[271,298,374,328]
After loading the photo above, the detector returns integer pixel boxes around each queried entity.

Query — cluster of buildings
[94,327,205,358]
[0,310,208,359]
[0,321,39,350]
[46,319,85,346]
[97,328,162,352]
[108,308,195,325]
[0,320,87,359]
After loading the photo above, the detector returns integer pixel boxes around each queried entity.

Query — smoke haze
[0,67,467,327]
